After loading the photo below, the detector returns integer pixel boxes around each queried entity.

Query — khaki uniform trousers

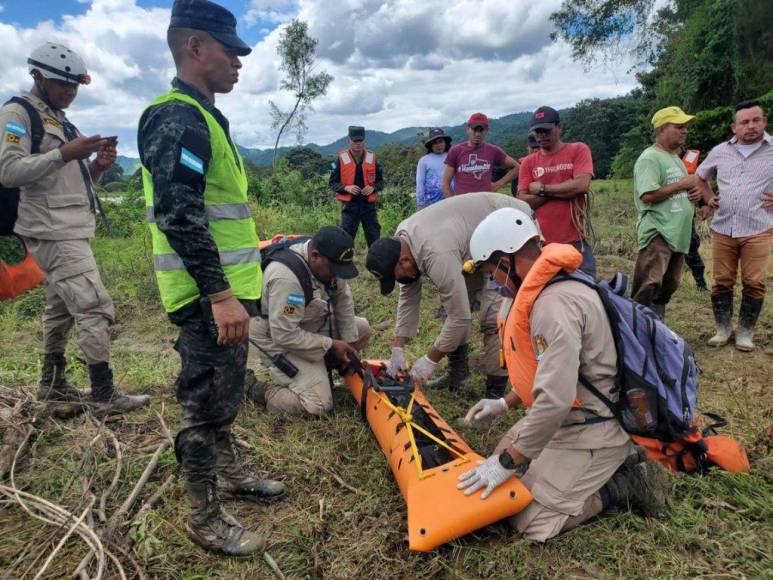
[466,273,508,378]
[495,422,634,542]
[263,317,371,417]
[23,238,114,364]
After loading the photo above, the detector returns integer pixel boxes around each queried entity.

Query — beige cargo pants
[495,424,634,542]
[23,238,114,364]
[258,316,371,417]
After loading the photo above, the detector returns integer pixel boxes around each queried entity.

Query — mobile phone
[103,136,118,146]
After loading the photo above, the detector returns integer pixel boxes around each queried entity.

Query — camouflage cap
[169,0,252,56]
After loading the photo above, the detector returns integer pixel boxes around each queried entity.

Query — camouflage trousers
[174,313,247,484]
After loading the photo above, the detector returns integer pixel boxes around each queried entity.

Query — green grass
[0,180,771,578]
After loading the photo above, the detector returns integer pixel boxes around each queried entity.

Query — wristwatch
[537,183,548,198]
[499,450,531,477]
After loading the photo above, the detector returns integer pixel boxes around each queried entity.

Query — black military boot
[215,431,285,501]
[735,296,763,352]
[244,369,268,406]
[600,460,669,517]
[88,362,150,412]
[37,353,88,402]
[426,344,470,391]
[186,478,265,556]
[650,302,666,320]
[707,293,733,347]
[484,375,508,399]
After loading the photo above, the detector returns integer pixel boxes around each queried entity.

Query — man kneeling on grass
[456,208,669,542]
[247,226,371,416]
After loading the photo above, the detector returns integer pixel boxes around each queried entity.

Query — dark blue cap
[169,0,252,56]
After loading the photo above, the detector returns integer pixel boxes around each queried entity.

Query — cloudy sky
[0,0,639,157]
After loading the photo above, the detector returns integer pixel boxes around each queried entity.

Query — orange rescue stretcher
[343,357,533,551]
[0,236,45,301]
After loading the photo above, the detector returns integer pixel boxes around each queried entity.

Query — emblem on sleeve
[286,293,305,306]
[532,334,548,361]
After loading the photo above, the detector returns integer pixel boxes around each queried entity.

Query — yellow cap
[462,260,476,274]
[651,106,696,128]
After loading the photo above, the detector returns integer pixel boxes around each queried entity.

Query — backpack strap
[5,97,44,154]
[266,248,314,306]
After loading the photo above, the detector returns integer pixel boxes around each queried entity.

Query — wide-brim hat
[424,127,452,151]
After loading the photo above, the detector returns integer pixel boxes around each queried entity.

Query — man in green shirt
[631,106,700,319]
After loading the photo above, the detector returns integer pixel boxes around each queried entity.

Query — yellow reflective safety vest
[142,90,261,313]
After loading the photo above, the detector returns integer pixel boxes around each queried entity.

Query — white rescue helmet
[470,208,540,265]
[28,43,91,85]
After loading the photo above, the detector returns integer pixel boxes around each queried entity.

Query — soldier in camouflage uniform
[137,0,284,557]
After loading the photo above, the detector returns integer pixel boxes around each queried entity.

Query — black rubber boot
[88,362,150,412]
[215,431,285,501]
[37,353,88,402]
[186,478,265,556]
[426,344,470,391]
[708,293,733,347]
[484,375,508,399]
[601,460,669,517]
[735,296,763,352]
[244,369,268,406]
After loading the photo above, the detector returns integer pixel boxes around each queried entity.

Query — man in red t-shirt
[517,106,596,277]
[442,112,519,196]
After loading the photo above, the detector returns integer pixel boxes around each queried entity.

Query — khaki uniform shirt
[0,91,95,240]
[511,280,630,459]
[252,241,358,361]
[394,192,532,352]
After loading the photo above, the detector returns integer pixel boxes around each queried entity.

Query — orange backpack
[632,413,749,474]
[0,237,45,301]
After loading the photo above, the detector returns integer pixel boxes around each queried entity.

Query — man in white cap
[0,42,148,411]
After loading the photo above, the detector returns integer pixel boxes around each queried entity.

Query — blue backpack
[552,270,699,442]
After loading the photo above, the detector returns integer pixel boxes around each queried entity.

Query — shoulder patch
[5,121,26,137]
[282,305,297,315]
[180,147,205,174]
[532,334,548,361]
[43,117,62,129]
[286,293,305,306]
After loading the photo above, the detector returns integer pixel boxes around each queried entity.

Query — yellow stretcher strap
[374,389,470,480]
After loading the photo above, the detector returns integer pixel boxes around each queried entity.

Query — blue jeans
[571,240,597,279]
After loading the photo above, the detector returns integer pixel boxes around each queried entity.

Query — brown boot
[426,344,470,391]
[186,479,265,556]
[215,431,285,501]
[602,460,669,517]
[37,353,88,402]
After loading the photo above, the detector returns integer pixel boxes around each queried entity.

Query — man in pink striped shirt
[697,100,772,352]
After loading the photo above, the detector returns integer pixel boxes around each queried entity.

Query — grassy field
[0,180,771,579]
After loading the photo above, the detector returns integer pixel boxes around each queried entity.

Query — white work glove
[463,398,508,427]
[457,454,515,499]
[409,355,437,385]
[386,346,408,377]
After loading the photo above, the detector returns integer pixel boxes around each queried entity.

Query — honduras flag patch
[180,147,204,174]
[286,293,305,306]
[5,121,26,137]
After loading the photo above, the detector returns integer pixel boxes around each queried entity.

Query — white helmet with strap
[470,208,540,265]
[28,42,91,85]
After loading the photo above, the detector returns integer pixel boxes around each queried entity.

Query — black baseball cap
[366,237,401,295]
[348,126,365,141]
[530,106,560,130]
[311,226,358,279]
[169,0,252,57]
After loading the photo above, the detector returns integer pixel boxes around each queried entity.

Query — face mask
[397,272,421,285]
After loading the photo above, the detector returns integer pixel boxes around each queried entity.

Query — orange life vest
[497,243,584,407]
[336,149,378,203]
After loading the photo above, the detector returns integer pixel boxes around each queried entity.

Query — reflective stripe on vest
[141,89,261,313]
[498,244,584,407]
[153,247,261,271]
[146,202,252,223]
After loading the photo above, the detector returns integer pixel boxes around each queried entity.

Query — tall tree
[270,20,333,167]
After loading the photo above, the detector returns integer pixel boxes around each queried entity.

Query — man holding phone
[0,42,148,411]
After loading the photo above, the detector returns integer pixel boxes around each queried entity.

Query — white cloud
[0,0,639,157]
